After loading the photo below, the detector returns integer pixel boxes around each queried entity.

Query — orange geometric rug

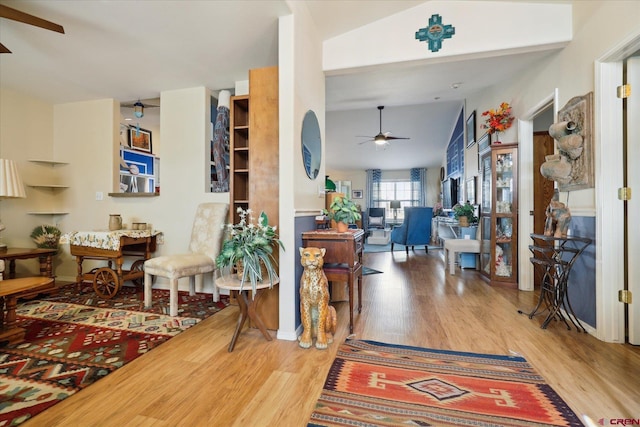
[309,340,583,427]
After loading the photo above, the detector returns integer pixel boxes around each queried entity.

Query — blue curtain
[411,167,427,206]
[366,169,381,209]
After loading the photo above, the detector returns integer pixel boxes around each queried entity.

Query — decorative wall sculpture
[540,92,594,191]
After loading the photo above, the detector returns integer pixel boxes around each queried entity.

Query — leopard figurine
[299,247,337,349]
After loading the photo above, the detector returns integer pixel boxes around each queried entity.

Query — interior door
[532,132,555,287]
[627,56,639,344]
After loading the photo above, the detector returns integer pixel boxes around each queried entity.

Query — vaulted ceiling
[0,0,569,171]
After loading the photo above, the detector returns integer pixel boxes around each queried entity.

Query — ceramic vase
[109,214,122,231]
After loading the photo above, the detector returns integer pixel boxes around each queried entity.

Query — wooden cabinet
[229,66,279,330]
[479,143,518,287]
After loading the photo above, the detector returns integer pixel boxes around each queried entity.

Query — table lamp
[0,159,27,249]
[390,200,401,222]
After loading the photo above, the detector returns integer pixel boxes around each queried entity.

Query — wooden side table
[0,277,55,345]
[0,248,57,279]
[216,275,277,352]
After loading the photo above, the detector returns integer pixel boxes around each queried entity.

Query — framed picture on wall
[466,110,476,148]
[466,176,477,205]
[352,189,363,199]
[128,127,153,153]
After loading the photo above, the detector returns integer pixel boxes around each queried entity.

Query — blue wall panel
[294,215,317,329]
[566,216,596,328]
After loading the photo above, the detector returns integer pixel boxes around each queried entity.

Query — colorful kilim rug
[309,340,583,427]
[0,284,228,426]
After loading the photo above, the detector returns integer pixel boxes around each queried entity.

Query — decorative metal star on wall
[415,14,455,53]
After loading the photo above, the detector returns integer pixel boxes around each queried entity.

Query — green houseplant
[325,195,361,232]
[216,207,284,295]
[452,202,478,227]
[30,225,61,251]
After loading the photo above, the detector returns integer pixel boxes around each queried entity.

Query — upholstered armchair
[390,207,433,254]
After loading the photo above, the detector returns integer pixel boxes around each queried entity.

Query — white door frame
[594,32,640,342]
[517,90,558,292]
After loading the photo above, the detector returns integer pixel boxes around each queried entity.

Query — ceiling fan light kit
[359,105,410,147]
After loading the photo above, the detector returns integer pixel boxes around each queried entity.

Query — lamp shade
[390,200,401,209]
[0,159,27,199]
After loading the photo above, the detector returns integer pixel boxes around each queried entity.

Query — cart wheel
[130,259,145,287]
[93,267,120,299]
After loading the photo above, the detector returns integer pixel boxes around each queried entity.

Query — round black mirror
[301,110,321,179]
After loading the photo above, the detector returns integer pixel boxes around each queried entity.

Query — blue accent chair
[391,207,433,254]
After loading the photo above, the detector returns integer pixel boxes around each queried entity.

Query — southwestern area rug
[308,340,583,427]
[0,284,228,426]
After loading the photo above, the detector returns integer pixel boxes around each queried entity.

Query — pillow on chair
[369,217,383,226]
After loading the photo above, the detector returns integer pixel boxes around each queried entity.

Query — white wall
[278,2,326,339]
[0,87,228,290]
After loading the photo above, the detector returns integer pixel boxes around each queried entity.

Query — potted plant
[452,202,478,227]
[216,207,285,296]
[324,195,361,232]
[30,225,62,253]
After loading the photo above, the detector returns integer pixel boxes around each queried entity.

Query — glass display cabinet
[479,143,518,287]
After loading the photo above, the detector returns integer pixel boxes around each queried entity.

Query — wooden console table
[301,229,364,333]
[0,247,57,279]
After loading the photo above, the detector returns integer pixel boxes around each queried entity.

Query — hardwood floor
[27,249,640,426]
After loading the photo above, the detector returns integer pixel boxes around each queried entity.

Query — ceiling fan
[358,105,410,147]
[121,99,160,119]
[0,4,65,54]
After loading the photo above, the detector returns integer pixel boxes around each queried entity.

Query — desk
[0,248,57,279]
[519,234,592,331]
[216,276,275,352]
[302,229,363,333]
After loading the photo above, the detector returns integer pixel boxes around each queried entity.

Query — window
[371,179,421,223]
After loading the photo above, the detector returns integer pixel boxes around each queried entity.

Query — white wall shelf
[27,212,69,215]
[27,184,69,189]
[27,159,69,166]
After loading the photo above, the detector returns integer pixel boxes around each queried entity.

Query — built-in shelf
[27,160,70,221]
[108,192,159,198]
[27,159,68,166]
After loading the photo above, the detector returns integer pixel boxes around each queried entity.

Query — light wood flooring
[26,249,640,426]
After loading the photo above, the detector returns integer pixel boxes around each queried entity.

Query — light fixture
[0,159,27,249]
[374,134,387,145]
[390,200,401,222]
[133,100,144,118]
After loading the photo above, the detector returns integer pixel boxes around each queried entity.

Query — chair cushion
[145,254,215,279]
[369,216,383,226]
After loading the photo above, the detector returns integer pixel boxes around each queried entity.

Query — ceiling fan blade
[358,139,374,145]
[0,5,65,34]
[0,42,11,54]
[384,136,410,140]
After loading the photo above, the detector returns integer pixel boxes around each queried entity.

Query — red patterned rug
[309,340,583,427]
[0,283,228,426]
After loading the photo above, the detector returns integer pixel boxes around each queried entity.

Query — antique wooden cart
[67,230,158,299]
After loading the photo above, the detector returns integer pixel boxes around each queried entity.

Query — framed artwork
[466,110,476,148]
[129,127,153,153]
[352,189,363,199]
[465,176,477,205]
